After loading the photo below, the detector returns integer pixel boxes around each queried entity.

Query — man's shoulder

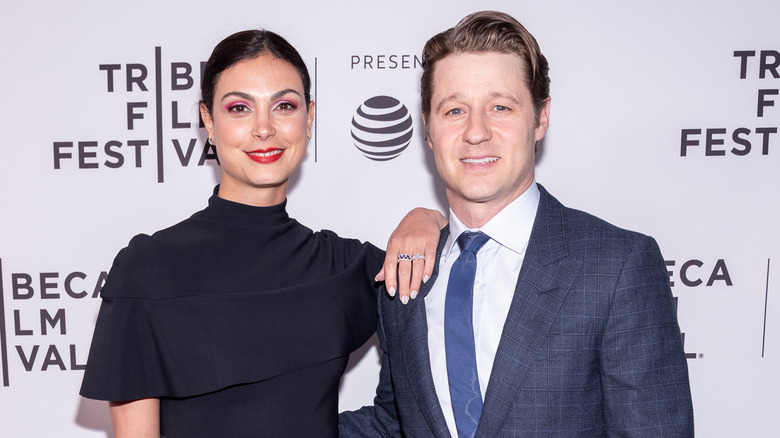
[539,185,656,254]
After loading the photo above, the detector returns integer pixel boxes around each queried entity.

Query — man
[341,10,694,437]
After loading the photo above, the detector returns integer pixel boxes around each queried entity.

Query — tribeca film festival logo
[0,260,107,387]
[51,47,216,182]
[680,50,780,157]
[666,258,734,360]
[351,96,414,161]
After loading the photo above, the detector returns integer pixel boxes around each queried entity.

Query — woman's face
[201,54,314,206]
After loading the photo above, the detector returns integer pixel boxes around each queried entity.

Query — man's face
[425,52,550,224]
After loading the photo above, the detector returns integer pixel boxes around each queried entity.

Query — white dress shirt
[426,182,540,436]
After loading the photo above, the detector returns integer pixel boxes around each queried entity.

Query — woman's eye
[228,103,250,113]
[276,102,298,112]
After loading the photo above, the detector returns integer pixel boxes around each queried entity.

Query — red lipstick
[247,149,284,164]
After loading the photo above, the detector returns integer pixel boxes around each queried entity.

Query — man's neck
[447,182,534,229]
[449,202,506,229]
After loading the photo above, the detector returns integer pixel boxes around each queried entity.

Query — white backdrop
[1,1,778,436]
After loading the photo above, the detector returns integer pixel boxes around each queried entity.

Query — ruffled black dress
[80,190,382,437]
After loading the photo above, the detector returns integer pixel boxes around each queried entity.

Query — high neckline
[198,186,291,229]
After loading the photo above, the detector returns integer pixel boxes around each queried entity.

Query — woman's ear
[200,103,215,141]
[306,101,316,139]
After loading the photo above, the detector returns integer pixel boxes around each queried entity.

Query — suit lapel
[395,228,452,437]
[477,186,583,437]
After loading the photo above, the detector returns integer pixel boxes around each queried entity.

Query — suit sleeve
[600,236,694,437]
[339,291,403,438]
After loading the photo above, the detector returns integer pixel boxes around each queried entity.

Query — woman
[79,29,443,437]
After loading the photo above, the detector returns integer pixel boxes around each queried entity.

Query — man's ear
[422,112,433,150]
[534,97,551,142]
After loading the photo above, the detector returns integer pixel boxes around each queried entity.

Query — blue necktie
[445,231,490,438]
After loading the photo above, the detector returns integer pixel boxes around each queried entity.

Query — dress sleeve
[81,234,383,402]
[332,235,385,352]
[80,234,174,401]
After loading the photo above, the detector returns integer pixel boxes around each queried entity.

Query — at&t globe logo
[351,96,413,161]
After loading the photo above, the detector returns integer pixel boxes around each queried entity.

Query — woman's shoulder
[116,216,197,256]
[312,228,382,259]
[308,228,384,276]
[100,217,208,299]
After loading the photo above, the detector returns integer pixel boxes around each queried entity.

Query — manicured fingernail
[388,287,396,297]
[401,295,409,305]
[374,275,380,282]
[423,275,429,283]
[411,290,418,300]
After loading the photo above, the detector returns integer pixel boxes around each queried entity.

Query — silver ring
[397,254,412,262]
[413,253,425,261]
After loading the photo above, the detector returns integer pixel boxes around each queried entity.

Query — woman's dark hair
[200,29,311,114]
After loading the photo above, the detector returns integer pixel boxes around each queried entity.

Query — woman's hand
[376,208,447,304]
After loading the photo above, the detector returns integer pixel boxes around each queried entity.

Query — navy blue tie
[445,231,490,438]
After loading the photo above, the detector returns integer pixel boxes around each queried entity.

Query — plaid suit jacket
[340,185,694,437]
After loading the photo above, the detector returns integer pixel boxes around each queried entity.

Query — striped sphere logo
[351,95,413,161]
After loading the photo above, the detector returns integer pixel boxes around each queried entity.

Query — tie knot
[456,231,490,255]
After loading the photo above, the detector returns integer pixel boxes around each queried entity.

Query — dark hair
[200,29,311,114]
[420,10,550,125]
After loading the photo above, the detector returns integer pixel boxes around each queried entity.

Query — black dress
[80,190,382,437]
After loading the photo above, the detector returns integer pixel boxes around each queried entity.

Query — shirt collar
[443,181,540,262]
